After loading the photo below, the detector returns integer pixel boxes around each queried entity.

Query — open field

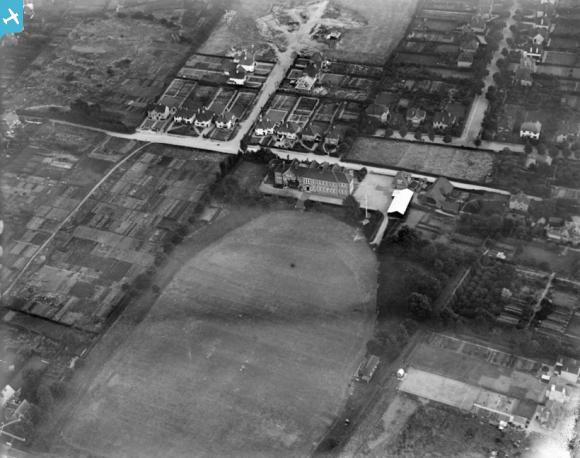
[326,0,420,64]
[345,138,495,183]
[3,5,221,128]
[62,211,377,457]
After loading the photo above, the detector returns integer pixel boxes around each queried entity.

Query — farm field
[62,211,377,457]
[345,138,495,183]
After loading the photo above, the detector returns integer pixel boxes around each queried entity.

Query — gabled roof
[387,189,414,216]
[366,103,388,117]
[196,108,213,122]
[433,110,456,125]
[426,177,454,205]
[175,107,196,118]
[255,117,276,130]
[458,51,474,63]
[521,120,542,133]
[278,121,301,134]
[406,107,426,121]
[302,122,326,138]
[239,50,255,66]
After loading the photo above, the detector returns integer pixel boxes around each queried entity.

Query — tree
[399,125,408,138]
[501,47,509,57]
[524,143,533,154]
[443,134,452,143]
[343,195,362,223]
[409,292,433,321]
[414,131,422,140]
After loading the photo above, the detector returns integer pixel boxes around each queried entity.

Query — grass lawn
[61,211,378,457]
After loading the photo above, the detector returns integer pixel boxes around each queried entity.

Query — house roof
[521,120,542,133]
[217,111,238,123]
[433,110,456,125]
[366,103,388,117]
[149,104,167,113]
[406,107,426,121]
[239,50,255,66]
[278,121,301,134]
[302,122,326,138]
[255,118,276,130]
[175,107,196,118]
[460,37,479,51]
[426,177,454,204]
[387,189,414,216]
[458,51,474,63]
[196,108,213,122]
[447,102,466,119]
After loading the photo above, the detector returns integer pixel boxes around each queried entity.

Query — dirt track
[61,211,377,457]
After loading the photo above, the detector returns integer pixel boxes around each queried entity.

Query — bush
[409,293,433,321]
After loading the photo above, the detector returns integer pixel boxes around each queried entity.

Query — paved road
[1,142,151,298]
[459,4,519,144]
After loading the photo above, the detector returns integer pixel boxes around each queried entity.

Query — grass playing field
[62,211,377,457]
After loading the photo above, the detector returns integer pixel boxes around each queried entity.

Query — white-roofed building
[387,188,414,218]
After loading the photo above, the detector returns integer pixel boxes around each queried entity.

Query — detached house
[432,110,457,130]
[238,51,256,73]
[520,120,542,140]
[422,177,460,214]
[227,67,247,86]
[515,65,533,87]
[296,63,319,91]
[365,104,390,124]
[406,107,426,127]
[254,117,277,136]
[325,126,342,146]
[301,123,326,142]
[458,51,475,68]
[194,108,214,128]
[215,111,239,129]
[173,108,196,125]
[148,104,171,120]
[509,192,531,213]
[277,122,302,140]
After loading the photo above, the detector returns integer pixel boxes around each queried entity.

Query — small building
[432,110,457,130]
[277,122,302,140]
[387,189,414,218]
[228,67,247,86]
[0,385,16,407]
[296,63,319,91]
[422,177,460,214]
[458,51,475,68]
[509,192,531,213]
[460,37,479,53]
[532,31,547,46]
[238,51,256,73]
[326,31,342,40]
[324,126,342,146]
[355,355,380,383]
[254,118,277,136]
[173,108,196,125]
[555,357,580,384]
[406,107,426,127]
[525,150,552,168]
[365,103,390,124]
[194,108,214,128]
[147,104,171,120]
[546,384,567,403]
[394,170,412,190]
[524,46,543,63]
[215,111,238,129]
[301,123,325,143]
[520,121,542,140]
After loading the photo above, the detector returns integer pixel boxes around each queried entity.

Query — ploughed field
[63,211,377,457]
